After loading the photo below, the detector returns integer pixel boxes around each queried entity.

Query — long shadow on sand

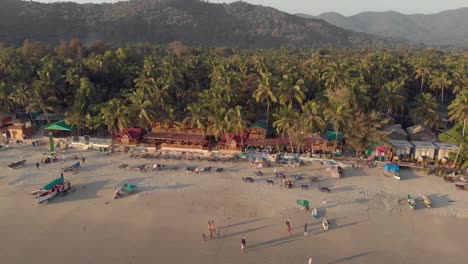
[139,184,192,192]
[250,233,303,250]
[222,225,272,239]
[50,180,112,203]
[313,220,364,235]
[332,186,355,193]
[328,251,377,264]
[8,173,38,186]
[427,194,452,208]
[219,218,263,229]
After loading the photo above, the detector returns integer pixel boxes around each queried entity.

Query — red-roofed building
[115,128,146,145]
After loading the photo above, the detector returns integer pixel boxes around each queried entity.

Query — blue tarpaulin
[383,163,400,173]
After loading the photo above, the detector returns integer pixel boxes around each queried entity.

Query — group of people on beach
[202,220,220,241]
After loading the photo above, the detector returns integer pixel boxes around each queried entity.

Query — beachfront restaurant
[144,131,210,150]
[433,142,459,161]
[410,141,437,160]
[389,140,413,161]
[40,120,77,137]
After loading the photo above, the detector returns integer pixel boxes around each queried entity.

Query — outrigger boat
[63,161,80,173]
[383,163,401,180]
[32,178,71,204]
[407,195,416,210]
[322,219,329,231]
[8,159,27,169]
[422,196,432,208]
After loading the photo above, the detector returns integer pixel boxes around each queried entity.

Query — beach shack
[248,123,267,139]
[389,140,413,161]
[34,113,64,128]
[384,124,408,140]
[0,113,12,127]
[144,131,210,150]
[8,120,34,140]
[411,141,437,160]
[115,128,146,146]
[433,142,459,161]
[310,132,334,153]
[406,125,436,142]
[40,120,76,137]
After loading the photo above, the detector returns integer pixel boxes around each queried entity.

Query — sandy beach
[1,144,468,264]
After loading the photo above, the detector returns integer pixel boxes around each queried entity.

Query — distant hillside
[297,8,468,49]
[0,0,396,48]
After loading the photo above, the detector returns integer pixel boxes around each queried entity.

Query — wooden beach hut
[433,142,458,161]
[248,123,267,139]
[8,120,34,140]
[411,141,437,160]
[389,140,413,161]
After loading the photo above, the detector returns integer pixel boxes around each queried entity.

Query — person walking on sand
[202,233,206,241]
[309,257,313,264]
[286,219,291,235]
[304,223,308,236]
[241,237,246,253]
[60,172,64,179]
[36,162,39,170]
[208,221,213,239]
[82,156,85,163]
[210,221,216,232]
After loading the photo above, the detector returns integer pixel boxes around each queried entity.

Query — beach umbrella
[296,200,310,207]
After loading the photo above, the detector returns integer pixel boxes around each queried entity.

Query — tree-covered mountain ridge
[0,0,400,48]
[296,8,468,49]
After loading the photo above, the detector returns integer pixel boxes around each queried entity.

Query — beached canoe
[422,196,432,208]
[322,219,329,231]
[8,159,27,169]
[393,172,401,180]
[35,190,58,204]
[407,195,416,209]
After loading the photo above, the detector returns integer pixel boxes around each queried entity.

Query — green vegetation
[0,39,467,159]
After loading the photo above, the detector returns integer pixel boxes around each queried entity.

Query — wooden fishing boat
[322,219,329,231]
[8,159,27,169]
[393,172,401,180]
[422,196,432,208]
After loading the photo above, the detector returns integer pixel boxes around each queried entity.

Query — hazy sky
[38,0,468,16]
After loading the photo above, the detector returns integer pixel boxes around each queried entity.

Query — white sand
[1,144,468,264]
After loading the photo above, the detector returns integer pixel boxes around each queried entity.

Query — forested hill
[0,0,395,48]
[297,8,468,49]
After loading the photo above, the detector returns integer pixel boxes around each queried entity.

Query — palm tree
[9,82,30,110]
[410,93,440,129]
[278,73,305,107]
[430,71,452,104]
[100,98,130,138]
[301,101,325,134]
[377,79,408,116]
[324,102,352,156]
[253,68,277,134]
[414,61,431,94]
[183,103,208,136]
[452,70,466,95]
[128,88,156,128]
[26,82,58,124]
[273,105,299,152]
[66,104,87,135]
[322,61,346,90]
[228,105,251,147]
[207,107,229,141]
[448,89,468,136]
[0,81,13,114]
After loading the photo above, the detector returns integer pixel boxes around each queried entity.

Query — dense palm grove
[0,39,466,165]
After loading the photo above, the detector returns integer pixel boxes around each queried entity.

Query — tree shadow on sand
[139,184,192,192]
[250,233,304,250]
[328,251,377,264]
[50,180,112,203]
[427,194,452,208]
[219,218,264,229]
[222,225,272,239]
